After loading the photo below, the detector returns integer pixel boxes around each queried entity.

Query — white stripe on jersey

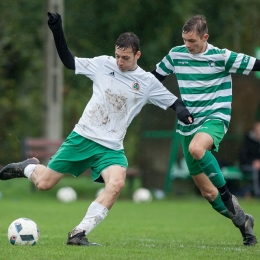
[178,76,232,89]
[178,112,230,128]
[182,89,232,102]
[185,102,231,114]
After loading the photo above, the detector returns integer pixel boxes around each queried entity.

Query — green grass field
[0,177,260,260]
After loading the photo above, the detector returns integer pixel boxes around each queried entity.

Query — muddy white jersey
[73,55,177,150]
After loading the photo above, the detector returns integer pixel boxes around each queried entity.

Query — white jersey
[73,55,177,150]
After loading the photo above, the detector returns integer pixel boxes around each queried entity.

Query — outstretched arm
[169,99,193,124]
[47,12,75,70]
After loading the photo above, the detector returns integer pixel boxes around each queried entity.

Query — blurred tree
[0,1,44,163]
[1,0,260,169]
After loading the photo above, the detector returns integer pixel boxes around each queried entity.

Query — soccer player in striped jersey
[151,15,259,246]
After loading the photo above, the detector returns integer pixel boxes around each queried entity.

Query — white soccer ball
[133,188,153,203]
[57,187,77,203]
[7,218,40,245]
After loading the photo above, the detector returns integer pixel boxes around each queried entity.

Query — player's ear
[203,34,209,41]
[135,51,141,60]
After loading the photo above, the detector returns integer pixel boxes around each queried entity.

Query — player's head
[182,15,209,54]
[115,32,141,72]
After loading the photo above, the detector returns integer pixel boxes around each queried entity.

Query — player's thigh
[92,147,128,183]
[179,134,202,175]
[195,120,225,152]
[101,165,126,185]
[189,132,214,151]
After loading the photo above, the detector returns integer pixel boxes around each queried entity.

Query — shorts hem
[93,164,127,183]
[100,164,127,173]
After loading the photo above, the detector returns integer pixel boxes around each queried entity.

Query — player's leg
[67,165,126,246]
[193,169,256,245]
[30,165,64,190]
[190,127,246,223]
[189,120,257,245]
[0,157,65,189]
[96,165,126,209]
[180,134,230,218]
[67,144,128,246]
[192,173,230,218]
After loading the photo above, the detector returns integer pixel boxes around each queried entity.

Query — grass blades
[0,178,260,259]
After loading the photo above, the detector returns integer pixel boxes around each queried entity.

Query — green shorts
[179,120,225,176]
[47,131,128,183]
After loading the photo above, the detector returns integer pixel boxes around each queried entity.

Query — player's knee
[189,144,204,160]
[109,179,125,194]
[114,179,125,193]
[36,181,53,191]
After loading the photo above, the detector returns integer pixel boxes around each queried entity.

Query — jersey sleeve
[74,56,107,81]
[224,49,256,75]
[147,75,177,110]
[155,48,175,76]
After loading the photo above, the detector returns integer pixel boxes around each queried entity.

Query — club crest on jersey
[208,60,215,67]
[132,81,141,91]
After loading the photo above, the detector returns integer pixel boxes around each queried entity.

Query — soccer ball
[57,187,77,203]
[133,188,153,203]
[7,218,40,245]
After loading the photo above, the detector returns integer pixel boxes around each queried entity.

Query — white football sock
[74,201,109,236]
[24,164,38,180]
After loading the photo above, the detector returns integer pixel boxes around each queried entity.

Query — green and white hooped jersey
[156,43,256,136]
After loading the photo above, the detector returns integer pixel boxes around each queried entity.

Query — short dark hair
[182,15,208,38]
[115,32,140,55]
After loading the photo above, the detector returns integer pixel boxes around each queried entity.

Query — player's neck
[128,65,139,71]
[201,42,208,53]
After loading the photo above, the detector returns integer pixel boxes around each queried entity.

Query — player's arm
[169,99,193,124]
[47,12,75,70]
[149,74,193,125]
[151,69,167,82]
[151,51,175,82]
[252,59,260,71]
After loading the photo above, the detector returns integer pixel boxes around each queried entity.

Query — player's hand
[176,107,194,125]
[172,99,194,125]
[47,12,62,30]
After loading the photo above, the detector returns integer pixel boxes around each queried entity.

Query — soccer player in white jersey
[0,13,193,246]
[151,15,259,246]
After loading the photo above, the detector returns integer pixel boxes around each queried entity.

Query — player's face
[182,31,209,54]
[115,47,141,72]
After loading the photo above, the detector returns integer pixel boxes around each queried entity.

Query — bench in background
[21,138,64,163]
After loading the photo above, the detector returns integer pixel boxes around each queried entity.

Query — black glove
[171,99,193,125]
[47,12,62,30]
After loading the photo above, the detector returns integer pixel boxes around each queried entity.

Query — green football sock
[209,192,230,218]
[197,150,226,188]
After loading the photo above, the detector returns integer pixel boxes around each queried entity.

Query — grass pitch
[0,178,260,259]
